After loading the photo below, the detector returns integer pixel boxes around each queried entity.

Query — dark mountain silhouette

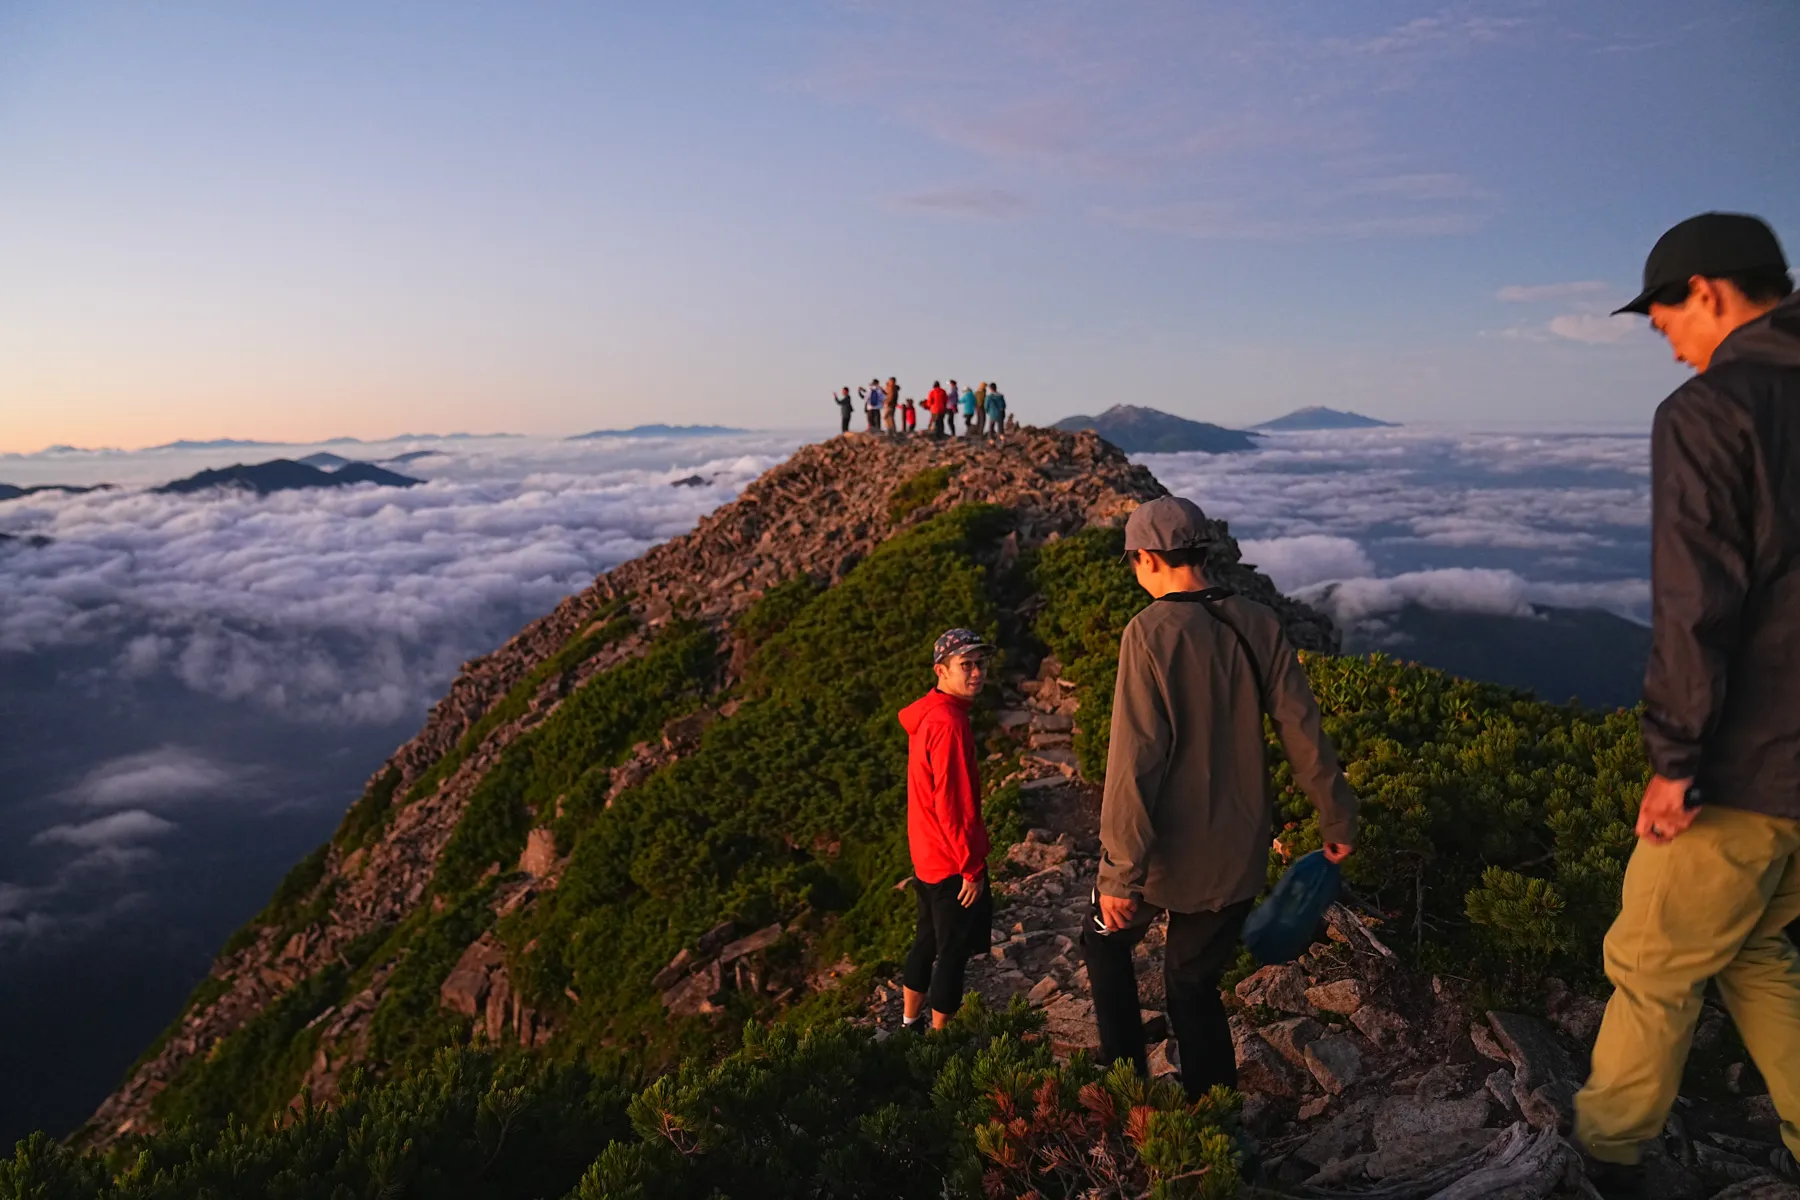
[155,460,422,496]
[0,483,112,503]
[382,450,444,464]
[0,531,54,548]
[1051,405,1258,453]
[1253,406,1396,431]
[1341,601,1650,710]
[568,424,747,439]
[296,452,355,469]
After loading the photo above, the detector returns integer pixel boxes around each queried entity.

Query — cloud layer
[0,434,803,723]
[1143,424,1650,627]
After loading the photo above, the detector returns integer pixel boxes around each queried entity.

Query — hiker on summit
[959,385,979,435]
[898,629,996,1031]
[986,384,1007,441]
[860,380,882,432]
[902,397,918,433]
[973,382,988,436]
[926,381,950,437]
[1574,213,1800,1187]
[834,386,854,434]
[1083,496,1358,1100]
[884,377,900,433]
[945,380,959,436]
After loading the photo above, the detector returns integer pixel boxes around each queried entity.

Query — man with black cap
[1574,213,1800,1186]
[1083,495,1359,1099]
[897,628,996,1031]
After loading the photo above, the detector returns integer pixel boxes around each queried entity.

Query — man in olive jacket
[1083,495,1358,1099]
[1575,213,1800,1183]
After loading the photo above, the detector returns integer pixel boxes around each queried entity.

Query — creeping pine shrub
[501,504,1018,1068]
[7,1008,1235,1199]
[887,465,954,523]
[1028,524,1647,997]
[576,1000,1239,1200]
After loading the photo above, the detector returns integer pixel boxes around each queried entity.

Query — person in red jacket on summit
[897,628,995,1030]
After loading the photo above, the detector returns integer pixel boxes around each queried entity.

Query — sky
[2,1,1797,452]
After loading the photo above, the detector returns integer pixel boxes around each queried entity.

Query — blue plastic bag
[1242,850,1341,965]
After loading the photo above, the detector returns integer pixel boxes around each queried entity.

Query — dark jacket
[1642,292,1800,820]
[1097,590,1358,912]
[899,689,990,884]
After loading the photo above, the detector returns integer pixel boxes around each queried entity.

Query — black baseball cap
[1615,212,1788,315]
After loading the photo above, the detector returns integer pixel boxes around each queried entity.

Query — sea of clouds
[0,421,1650,1139]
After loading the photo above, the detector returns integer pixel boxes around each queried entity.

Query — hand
[958,874,984,908]
[1098,893,1138,931]
[1272,836,1292,860]
[1323,842,1353,864]
[1636,775,1699,844]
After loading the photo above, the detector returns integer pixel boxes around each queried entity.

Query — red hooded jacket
[899,689,989,883]
[926,386,948,416]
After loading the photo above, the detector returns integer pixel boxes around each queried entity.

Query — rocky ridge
[87,427,1335,1144]
[859,653,1800,1199]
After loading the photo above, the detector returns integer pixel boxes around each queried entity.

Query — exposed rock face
[88,428,1337,1146]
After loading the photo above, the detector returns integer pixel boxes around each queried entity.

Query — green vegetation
[503,504,1019,1068]
[397,605,636,813]
[46,498,1663,1197]
[1030,524,1646,995]
[887,465,953,523]
[3,1006,1236,1199]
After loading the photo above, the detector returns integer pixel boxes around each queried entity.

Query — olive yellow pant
[1575,804,1800,1164]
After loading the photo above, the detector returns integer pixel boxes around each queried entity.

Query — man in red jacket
[925,381,949,438]
[897,628,994,1030]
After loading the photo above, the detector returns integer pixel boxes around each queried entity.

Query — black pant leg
[926,878,992,1016]
[1162,900,1252,1100]
[902,879,939,994]
[1080,921,1151,1076]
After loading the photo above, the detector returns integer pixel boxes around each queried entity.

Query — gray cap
[1122,496,1214,558]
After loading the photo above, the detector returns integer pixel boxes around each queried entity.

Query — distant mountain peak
[154,459,422,496]
[1050,405,1258,453]
[1253,406,1396,431]
[568,424,748,440]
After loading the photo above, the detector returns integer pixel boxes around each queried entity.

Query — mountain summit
[1051,405,1258,453]
[1253,406,1396,431]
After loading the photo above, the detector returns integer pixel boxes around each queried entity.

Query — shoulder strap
[1156,587,1269,715]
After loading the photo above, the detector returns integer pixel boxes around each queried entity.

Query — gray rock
[695,921,736,955]
[1235,1030,1304,1098]
[1147,1039,1179,1079]
[1350,1005,1408,1048]
[1007,840,1072,872]
[1292,1097,1376,1166]
[1727,1061,1768,1096]
[1470,1020,1509,1062]
[650,948,695,992]
[1486,1011,1576,1131]
[1485,1068,1523,1119]
[1416,1063,1475,1101]
[1371,1093,1491,1144]
[1237,964,1312,1015]
[1305,978,1367,1015]
[1305,1034,1364,1095]
[662,959,722,1015]
[1026,975,1058,1005]
[1259,1016,1325,1071]
[718,923,782,964]
[1366,1128,1500,1180]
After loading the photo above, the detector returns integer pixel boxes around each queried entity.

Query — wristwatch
[1683,784,1704,810]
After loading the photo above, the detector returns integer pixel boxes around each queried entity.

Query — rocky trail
[863,653,1800,1200]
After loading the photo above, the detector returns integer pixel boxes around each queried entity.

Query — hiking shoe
[1580,1155,1647,1200]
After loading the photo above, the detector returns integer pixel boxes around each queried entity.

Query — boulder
[1259,1016,1325,1071]
[1486,1011,1576,1131]
[1350,1005,1407,1047]
[1236,964,1312,1015]
[1147,1040,1179,1079]
[1470,1020,1509,1062]
[718,923,782,964]
[1235,1031,1304,1097]
[1710,1179,1800,1200]
[1365,1128,1500,1180]
[1370,1093,1492,1145]
[696,921,736,956]
[1292,1097,1377,1166]
[1007,841,1072,873]
[1305,1034,1364,1095]
[439,935,505,1018]
[517,827,558,878]
[1026,976,1058,1006]
[1305,978,1367,1015]
[663,959,723,1016]
[651,948,695,993]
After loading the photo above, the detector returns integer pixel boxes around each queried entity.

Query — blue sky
[1,1,1795,451]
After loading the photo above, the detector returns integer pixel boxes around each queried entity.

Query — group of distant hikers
[832,378,1015,440]
[898,212,1800,1193]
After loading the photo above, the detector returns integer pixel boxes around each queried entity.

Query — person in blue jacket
[959,386,978,435]
[984,385,1006,441]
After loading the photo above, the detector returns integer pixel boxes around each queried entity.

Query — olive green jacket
[1096,590,1358,913]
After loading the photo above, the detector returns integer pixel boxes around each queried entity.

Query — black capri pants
[903,875,994,1017]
